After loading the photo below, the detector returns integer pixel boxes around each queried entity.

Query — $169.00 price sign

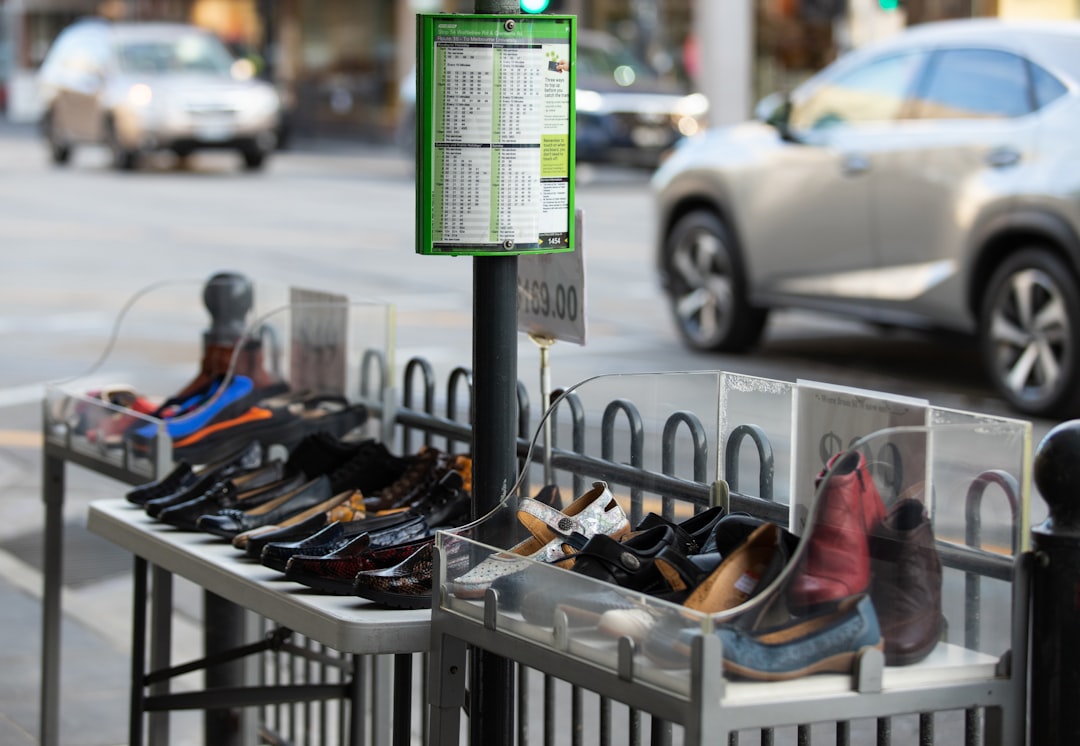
[516,209,586,344]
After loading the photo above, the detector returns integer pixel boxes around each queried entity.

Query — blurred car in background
[396,30,707,169]
[575,30,707,167]
[653,19,1080,418]
[38,19,281,170]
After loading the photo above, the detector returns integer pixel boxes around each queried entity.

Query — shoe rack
[426,371,1033,745]
[38,274,395,746]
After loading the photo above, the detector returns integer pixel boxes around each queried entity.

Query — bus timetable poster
[416,13,576,257]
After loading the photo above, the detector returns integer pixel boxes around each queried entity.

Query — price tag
[790,380,928,533]
[289,288,349,396]
[516,209,586,345]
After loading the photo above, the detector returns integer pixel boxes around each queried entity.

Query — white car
[654,19,1080,418]
[39,19,281,170]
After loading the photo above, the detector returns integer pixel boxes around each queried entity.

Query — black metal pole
[470,3,522,745]
[1030,420,1080,745]
[204,591,246,745]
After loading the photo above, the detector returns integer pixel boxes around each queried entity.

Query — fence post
[1030,419,1080,745]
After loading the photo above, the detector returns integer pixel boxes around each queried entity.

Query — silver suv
[38,19,281,170]
[653,19,1080,418]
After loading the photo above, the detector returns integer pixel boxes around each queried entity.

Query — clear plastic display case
[429,371,1032,744]
[42,276,394,481]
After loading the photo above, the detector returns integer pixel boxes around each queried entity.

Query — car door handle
[986,147,1021,168]
[840,153,870,175]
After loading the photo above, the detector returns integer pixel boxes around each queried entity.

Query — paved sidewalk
[0,395,205,746]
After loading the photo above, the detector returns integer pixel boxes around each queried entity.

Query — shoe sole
[721,642,884,681]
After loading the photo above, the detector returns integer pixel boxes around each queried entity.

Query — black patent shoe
[256,510,420,570]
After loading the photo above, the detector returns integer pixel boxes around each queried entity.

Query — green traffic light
[520,0,550,13]
[879,0,899,8]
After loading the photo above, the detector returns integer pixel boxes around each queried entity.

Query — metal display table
[88,498,431,746]
[428,538,1030,746]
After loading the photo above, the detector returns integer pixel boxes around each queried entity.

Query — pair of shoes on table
[234,441,430,556]
[497,506,736,625]
[446,481,631,601]
[126,438,263,506]
[282,464,475,595]
[154,432,376,532]
[257,461,473,569]
[339,482,630,611]
[125,375,288,454]
[169,393,368,466]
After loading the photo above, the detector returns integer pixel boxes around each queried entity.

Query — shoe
[126,375,285,451]
[787,451,886,612]
[324,440,413,496]
[514,525,707,625]
[170,395,367,465]
[278,472,473,588]
[635,505,728,556]
[154,461,296,529]
[448,481,630,599]
[285,534,437,595]
[708,593,882,681]
[126,439,262,506]
[352,543,442,609]
[196,474,335,538]
[621,522,797,665]
[146,455,283,518]
[869,490,944,665]
[256,509,423,568]
[231,488,357,551]
[359,448,469,512]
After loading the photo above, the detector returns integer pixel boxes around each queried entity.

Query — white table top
[88,499,431,654]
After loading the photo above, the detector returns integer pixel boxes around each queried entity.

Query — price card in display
[289,288,349,397]
[416,13,576,256]
[517,209,586,344]
[789,380,929,534]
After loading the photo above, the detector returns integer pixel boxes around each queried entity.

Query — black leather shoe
[147,458,285,518]
[196,475,333,538]
[131,439,263,507]
[156,464,302,531]
[259,510,422,571]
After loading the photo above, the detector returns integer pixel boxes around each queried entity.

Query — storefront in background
[5,0,1080,134]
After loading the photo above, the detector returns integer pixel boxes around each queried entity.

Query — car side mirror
[754,92,797,143]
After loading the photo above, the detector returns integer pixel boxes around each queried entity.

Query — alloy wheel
[981,249,1080,417]
[664,209,767,352]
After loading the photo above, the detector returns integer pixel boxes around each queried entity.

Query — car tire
[241,147,266,171]
[978,247,1080,418]
[661,209,768,352]
[105,119,137,171]
[43,111,71,165]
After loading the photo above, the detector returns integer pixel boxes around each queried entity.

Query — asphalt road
[0,120,1057,509]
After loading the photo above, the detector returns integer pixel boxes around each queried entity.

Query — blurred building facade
[2,0,1079,134]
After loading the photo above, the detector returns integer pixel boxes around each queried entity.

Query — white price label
[789,380,929,534]
[516,209,586,345]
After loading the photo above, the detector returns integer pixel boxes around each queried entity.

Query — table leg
[39,451,65,746]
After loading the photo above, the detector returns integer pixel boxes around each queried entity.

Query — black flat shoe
[196,475,334,538]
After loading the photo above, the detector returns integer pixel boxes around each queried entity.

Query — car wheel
[105,119,137,171]
[43,111,71,165]
[661,209,768,352]
[241,147,266,171]
[979,247,1080,418]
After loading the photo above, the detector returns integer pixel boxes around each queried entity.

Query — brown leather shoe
[870,491,944,665]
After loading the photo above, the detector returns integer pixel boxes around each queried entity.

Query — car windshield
[117,34,234,75]
[576,38,660,86]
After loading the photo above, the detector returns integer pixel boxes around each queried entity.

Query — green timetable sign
[416,13,576,256]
